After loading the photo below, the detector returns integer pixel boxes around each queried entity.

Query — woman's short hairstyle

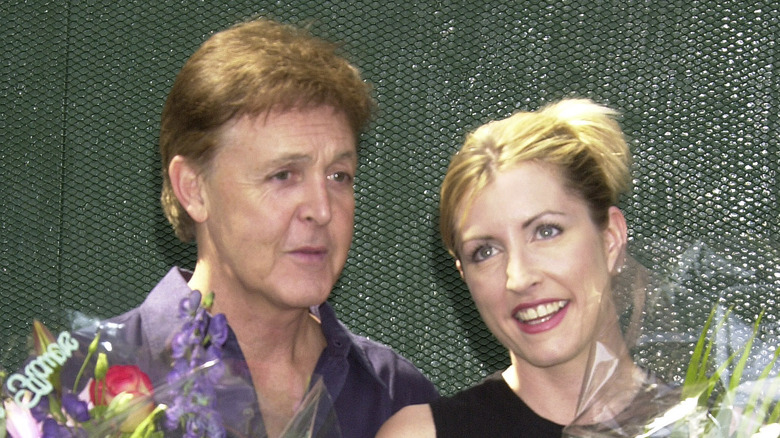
[160,18,375,242]
[440,98,632,257]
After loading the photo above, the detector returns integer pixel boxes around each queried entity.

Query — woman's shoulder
[430,371,564,437]
[375,403,436,438]
[431,370,508,408]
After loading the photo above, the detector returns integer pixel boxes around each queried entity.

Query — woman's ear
[604,206,628,274]
[168,155,208,223]
[455,259,464,279]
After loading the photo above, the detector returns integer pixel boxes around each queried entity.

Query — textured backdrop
[2,0,778,395]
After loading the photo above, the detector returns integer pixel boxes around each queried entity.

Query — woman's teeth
[514,300,567,324]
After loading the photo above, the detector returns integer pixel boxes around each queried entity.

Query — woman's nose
[505,251,540,292]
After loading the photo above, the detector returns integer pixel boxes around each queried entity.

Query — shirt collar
[313,301,389,393]
[139,267,193,355]
[140,268,385,392]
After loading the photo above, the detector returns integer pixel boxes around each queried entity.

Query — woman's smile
[513,299,569,324]
[513,300,569,335]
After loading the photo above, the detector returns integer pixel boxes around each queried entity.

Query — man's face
[193,106,357,311]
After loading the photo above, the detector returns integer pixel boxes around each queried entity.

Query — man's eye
[329,172,353,183]
[270,170,291,180]
[536,224,561,240]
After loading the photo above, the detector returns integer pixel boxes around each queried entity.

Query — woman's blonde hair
[440,98,632,257]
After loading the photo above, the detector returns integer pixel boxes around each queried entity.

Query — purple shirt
[105,267,438,437]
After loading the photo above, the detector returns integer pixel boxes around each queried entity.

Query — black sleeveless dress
[430,371,564,437]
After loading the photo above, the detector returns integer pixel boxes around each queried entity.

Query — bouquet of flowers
[1,291,339,438]
[563,240,780,437]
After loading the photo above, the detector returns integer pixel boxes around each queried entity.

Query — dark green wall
[2,0,777,395]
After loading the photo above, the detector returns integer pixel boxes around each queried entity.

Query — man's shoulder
[318,303,427,381]
[95,267,191,359]
[347,332,421,374]
[106,267,189,324]
[344,329,438,400]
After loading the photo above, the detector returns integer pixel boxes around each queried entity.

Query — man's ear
[168,155,208,223]
[604,206,628,274]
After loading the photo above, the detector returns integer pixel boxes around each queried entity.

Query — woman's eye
[471,245,495,262]
[536,224,561,240]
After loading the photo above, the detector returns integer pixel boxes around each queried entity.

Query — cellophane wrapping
[564,239,779,438]
[1,290,340,438]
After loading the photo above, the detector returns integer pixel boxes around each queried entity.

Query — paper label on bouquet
[5,331,79,408]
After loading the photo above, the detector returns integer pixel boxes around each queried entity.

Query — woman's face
[455,162,625,371]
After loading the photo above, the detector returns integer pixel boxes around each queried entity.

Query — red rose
[89,365,155,431]
[90,365,154,405]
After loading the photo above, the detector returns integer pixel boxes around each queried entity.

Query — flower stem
[73,331,101,392]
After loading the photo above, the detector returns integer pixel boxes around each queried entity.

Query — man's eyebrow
[264,150,357,168]
[266,153,310,167]
[333,150,358,162]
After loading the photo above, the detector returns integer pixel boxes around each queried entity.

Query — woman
[377,98,639,437]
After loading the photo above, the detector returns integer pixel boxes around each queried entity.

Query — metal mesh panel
[2,1,777,396]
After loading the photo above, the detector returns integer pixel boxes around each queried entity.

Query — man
[106,18,437,438]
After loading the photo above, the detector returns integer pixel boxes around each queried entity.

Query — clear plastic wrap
[1,291,340,437]
[564,240,780,437]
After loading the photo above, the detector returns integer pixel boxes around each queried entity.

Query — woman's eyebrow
[520,210,565,229]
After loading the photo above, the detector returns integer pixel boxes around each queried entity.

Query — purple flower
[61,392,90,422]
[183,410,225,438]
[164,292,228,438]
[167,356,192,386]
[202,346,226,384]
[171,324,197,359]
[207,314,228,347]
[164,395,187,430]
[179,291,202,318]
[29,395,50,422]
[41,418,70,438]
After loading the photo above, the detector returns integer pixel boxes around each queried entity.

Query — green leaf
[729,308,765,394]
[682,305,734,402]
[90,404,109,420]
[683,306,716,391]
[738,336,780,436]
[127,404,167,438]
[678,305,780,437]
[768,394,780,424]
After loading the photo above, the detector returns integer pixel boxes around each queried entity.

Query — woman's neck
[504,346,642,427]
[503,359,585,426]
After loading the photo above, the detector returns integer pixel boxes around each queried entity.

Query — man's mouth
[290,244,328,255]
[514,300,568,325]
